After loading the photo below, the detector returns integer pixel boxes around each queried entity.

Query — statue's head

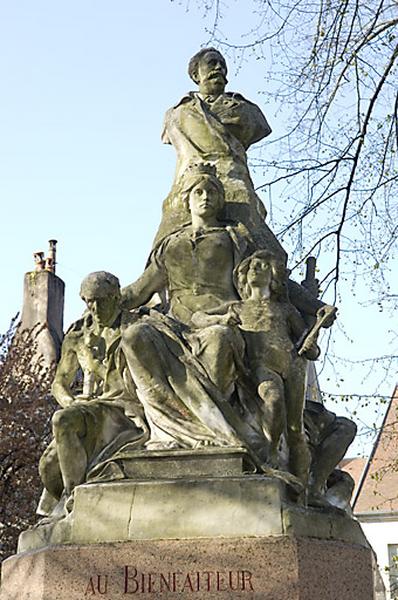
[181,162,225,220]
[80,271,121,327]
[188,47,228,94]
[234,250,289,300]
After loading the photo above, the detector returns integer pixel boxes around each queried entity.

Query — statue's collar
[172,91,242,109]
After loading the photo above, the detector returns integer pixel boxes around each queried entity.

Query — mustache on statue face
[207,71,228,84]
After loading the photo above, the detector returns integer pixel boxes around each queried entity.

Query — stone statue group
[38,48,356,522]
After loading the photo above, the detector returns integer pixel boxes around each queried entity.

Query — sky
[1,1,396,455]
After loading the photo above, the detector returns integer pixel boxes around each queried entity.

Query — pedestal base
[0,536,374,599]
[16,448,368,552]
[1,448,374,599]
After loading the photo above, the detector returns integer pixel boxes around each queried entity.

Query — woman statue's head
[180,162,225,220]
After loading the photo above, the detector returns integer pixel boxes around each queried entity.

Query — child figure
[192,250,320,488]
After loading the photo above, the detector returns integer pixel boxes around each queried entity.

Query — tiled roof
[353,385,398,514]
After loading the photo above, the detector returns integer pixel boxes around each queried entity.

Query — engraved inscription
[83,567,254,595]
[84,574,109,595]
[124,566,254,594]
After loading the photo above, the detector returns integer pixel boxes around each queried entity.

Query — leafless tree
[178,0,398,445]
[0,323,56,563]
[189,0,397,297]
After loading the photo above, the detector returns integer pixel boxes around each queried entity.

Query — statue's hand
[191,306,240,328]
[74,394,96,403]
[121,306,150,329]
[300,340,320,361]
[317,304,337,328]
[301,277,320,298]
[55,394,75,408]
[219,306,241,327]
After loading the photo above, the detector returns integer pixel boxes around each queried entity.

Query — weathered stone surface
[96,446,257,480]
[18,453,369,553]
[282,503,368,546]
[19,475,284,551]
[17,514,73,554]
[75,477,284,543]
[1,536,374,600]
[18,270,64,366]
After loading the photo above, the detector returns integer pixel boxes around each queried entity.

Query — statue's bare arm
[121,261,166,310]
[51,334,80,408]
[288,306,320,360]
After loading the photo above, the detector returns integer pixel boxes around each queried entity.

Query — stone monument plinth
[1,537,374,600]
[1,450,374,599]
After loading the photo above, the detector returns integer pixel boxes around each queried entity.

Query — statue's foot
[35,516,56,527]
[145,440,180,450]
[193,440,217,448]
[261,464,304,494]
[307,489,334,509]
[35,491,74,525]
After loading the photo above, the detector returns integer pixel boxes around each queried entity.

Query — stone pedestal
[1,537,374,599]
[0,449,374,599]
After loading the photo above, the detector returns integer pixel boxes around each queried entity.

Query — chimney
[17,240,65,367]
[45,239,57,274]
